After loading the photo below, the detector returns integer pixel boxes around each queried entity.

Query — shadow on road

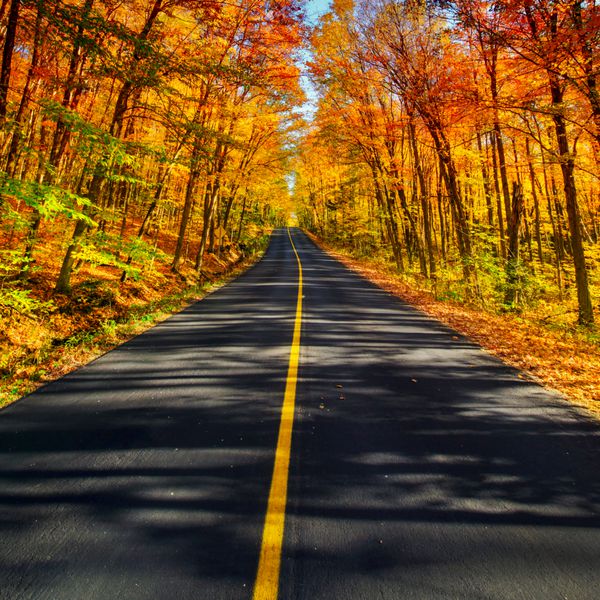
[282,234,600,599]
[0,231,299,599]
[1,230,599,600]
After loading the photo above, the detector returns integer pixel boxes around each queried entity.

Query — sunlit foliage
[295,0,598,326]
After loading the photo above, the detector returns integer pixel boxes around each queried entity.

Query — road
[1,228,600,599]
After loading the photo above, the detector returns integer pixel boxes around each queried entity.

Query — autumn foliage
[0,0,305,399]
[0,0,598,405]
[0,0,304,284]
[295,0,598,327]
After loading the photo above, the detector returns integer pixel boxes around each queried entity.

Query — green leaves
[70,230,165,282]
[0,250,54,317]
[41,99,140,169]
[0,287,53,317]
[0,175,96,227]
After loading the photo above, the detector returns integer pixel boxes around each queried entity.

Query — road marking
[252,228,303,600]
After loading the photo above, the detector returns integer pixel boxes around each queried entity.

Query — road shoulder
[305,232,600,421]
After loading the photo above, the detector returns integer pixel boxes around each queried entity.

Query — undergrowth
[308,232,600,419]
[0,252,264,409]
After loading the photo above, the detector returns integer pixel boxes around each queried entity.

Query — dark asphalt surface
[2,229,600,599]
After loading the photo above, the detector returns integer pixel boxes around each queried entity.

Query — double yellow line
[252,228,303,600]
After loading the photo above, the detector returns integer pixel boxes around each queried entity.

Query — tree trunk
[476,129,494,229]
[0,0,19,121]
[425,118,472,284]
[53,169,103,293]
[172,169,197,271]
[48,0,94,175]
[489,130,507,257]
[525,137,544,264]
[54,218,88,294]
[110,0,163,137]
[196,180,220,275]
[54,0,164,292]
[4,2,42,175]
[549,74,594,324]
[370,163,404,271]
[409,121,436,277]
[504,182,524,306]
[572,0,600,159]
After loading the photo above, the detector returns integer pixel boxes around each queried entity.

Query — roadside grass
[0,253,264,409]
[308,233,600,421]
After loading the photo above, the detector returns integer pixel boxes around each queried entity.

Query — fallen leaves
[311,234,600,421]
[0,250,261,409]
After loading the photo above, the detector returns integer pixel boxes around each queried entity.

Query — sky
[305,0,332,23]
[286,1,332,196]
[298,0,332,118]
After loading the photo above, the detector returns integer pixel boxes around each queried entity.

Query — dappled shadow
[2,230,600,600]
[0,230,299,600]
[281,233,600,600]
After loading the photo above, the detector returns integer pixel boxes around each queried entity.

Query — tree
[297,0,598,323]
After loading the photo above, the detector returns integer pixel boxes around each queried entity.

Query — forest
[296,0,599,328]
[0,0,598,405]
[0,0,304,401]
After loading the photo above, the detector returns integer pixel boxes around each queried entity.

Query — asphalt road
[2,229,600,599]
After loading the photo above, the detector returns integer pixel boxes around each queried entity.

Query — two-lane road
[2,229,600,599]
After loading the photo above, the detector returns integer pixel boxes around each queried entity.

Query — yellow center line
[252,228,303,600]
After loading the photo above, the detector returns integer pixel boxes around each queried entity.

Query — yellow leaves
[332,0,354,17]
[322,242,600,416]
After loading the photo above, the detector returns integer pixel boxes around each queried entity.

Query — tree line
[0,0,303,312]
[295,0,598,326]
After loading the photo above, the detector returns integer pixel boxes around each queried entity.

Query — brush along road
[1,229,600,600]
